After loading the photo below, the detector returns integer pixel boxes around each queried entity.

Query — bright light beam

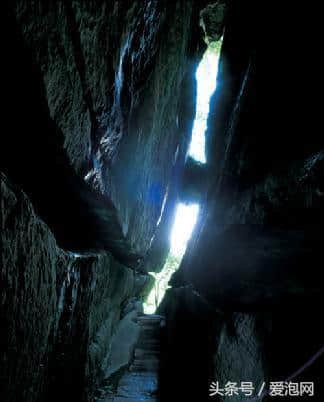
[170,203,199,258]
[144,41,221,314]
[144,203,199,314]
[189,46,220,163]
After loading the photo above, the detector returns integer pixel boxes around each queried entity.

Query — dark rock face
[179,156,210,204]
[160,1,324,400]
[2,7,141,267]
[1,174,144,402]
[2,0,323,401]
[1,173,64,402]
[1,1,206,402]
[158,287,218,401]
[174,224,323,310]
[173,0,324,305]
[200,1,227,43]
[4,1,205,268]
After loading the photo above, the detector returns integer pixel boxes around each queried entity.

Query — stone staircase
[104,314,164,402]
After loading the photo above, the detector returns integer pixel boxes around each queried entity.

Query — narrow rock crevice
[2,2,324,402]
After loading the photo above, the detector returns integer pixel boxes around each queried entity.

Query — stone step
[112,397,156,402]
[116,372,158,398]
[129,365,159,373]
[137,324,161,331]
[132,357,159,366]
[137,314,164,321]
[137,330,160,340]
[136,316,163,325]
[138,324,161,331]
[129,360,159,372]
[102,315,164,401]
[138,321,161,327]
[134,349,160,358]
[135,340,160,349]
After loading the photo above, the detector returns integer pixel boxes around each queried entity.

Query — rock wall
[5,0,206,265]
[3,1,322,400]
[1,173,146,402]
[1,1,208,402]
[161,1,324,400]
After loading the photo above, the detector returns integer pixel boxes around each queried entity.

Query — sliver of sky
[170,203,200,258]
[173,44,220,255]
[144,42,221,314]
[189,46,220,163]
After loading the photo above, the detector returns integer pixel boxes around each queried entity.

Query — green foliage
[166,253,181,269]
[209,40,222,55]
[143,252,181,313]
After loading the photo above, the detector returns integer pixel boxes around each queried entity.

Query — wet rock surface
[2,1,323,401]
[172,224,323,310]
[1,173,65,402]
[4,0,205,269]
[2,1,206,401]
[160,1,324,401]
[0,173,148,402]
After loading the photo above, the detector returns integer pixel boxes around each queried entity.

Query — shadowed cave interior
[1,1,324,402]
